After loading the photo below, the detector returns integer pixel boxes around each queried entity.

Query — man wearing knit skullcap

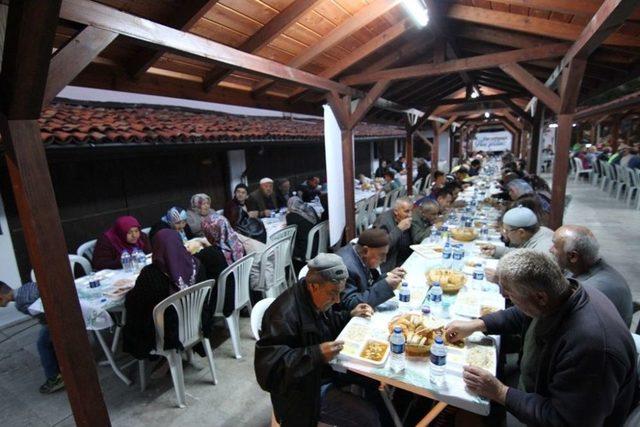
[335,228,406,310]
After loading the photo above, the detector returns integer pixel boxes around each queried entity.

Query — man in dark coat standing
[445,250,638,427]
[335,228,405,310]
[254,254,379,427]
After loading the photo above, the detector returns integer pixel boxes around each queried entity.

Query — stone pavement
[1,173,639,426]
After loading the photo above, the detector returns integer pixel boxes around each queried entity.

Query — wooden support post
[528,107,543,174]
[431,122,440,175]
[611,114,620,150]
[0,2,110,425]
[341,127,356,241]
[405,122,414,196]
[590,123,597,145]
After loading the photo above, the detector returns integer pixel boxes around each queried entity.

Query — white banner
[323,105,346,246]
[472,131,512,152]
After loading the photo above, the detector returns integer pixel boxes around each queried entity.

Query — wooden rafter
[202,0,324,92]
[487,0,640,20]
[126,0,219,79]
[500,63,561,114]
[341,43,568,86]
[349,80,392,128]
[251,0,401,96]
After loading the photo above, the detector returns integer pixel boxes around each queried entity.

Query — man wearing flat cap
[255,254,380,427]
[336,228,406,311]
[247,177,281,218]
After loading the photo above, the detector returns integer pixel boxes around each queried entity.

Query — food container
[426,269,467,293]
[450,227,478,242]
[336,318,390,366]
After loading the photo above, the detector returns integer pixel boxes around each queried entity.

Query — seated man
[431,170,446,191]
[445,250,637,426]
[411,199,440,243]
[275,178,293,207]
[336,228,405,311]
[551,225,633,327]
[247,177,279,218]
[297,176,322,200]
[414,187,453,213]
[480,206,553,259]
[255,254,381,427]
[0,281,64,394]
[374,197,413,273]
[223,183,253,226]
[468,158,481,176]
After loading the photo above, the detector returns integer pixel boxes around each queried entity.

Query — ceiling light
[401,0,429,27]
[484,111,490,119]
[470,90,479,99]
[549,123,558,128]
[572,123,577,127]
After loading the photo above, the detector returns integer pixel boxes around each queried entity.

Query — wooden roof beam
[422,92,528,107]
[486,0,640,20]
[500,63,561,114]
[202,0,324,92]
[341,43,568,86]
[251,0,401,96]
[126,0,219,80]
[59,0,356,96]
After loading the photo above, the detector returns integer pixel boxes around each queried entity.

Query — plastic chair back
[305,221,329,261]
[30,254,93,283]
[152,280,214,352]
[250,297,276,340]
[77,239,97,262]
[215,253,256,316]
[389,187,401,207]
[365,193,378,223]
[297,264,309,281]
[257,239,291,294]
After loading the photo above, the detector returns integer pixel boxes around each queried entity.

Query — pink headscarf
[104,216,148,255]
[201,215,244,265]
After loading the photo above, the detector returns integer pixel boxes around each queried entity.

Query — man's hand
[390,267,406,279]
[463,366,509,405]
[248,211,259,219]
[350,304,374,319]
[479,243,496,257]
[484,267,497,284]
[444,319,486,343]
[263,210,272,218]
[397,217,412,231]
[385,273,402,290]
[319,341,344,363]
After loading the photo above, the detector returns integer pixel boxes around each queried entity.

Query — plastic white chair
[30,254,92,282]
[599,160,612,192]
[305,221,329,262]
[625,167,640,206]
[573,157,592,182]
[355,200,369,236]
[615,165,631,200]
[389,187,401,207]
[374,190,394,215]
[141,227,151,235]
[268,224,297,285]
[297,264,309,281]
[256,238,292,298]
[365,193,379,224]
[77,239,97,262]
[214,253,256,359]
[139,280,217,407]
[250,297,275,340]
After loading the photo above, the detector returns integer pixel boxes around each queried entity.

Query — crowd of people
[2,150,638,427]
[573,139,640,171]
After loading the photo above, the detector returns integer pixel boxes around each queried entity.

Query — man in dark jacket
[335,228,405,311]
[445,250,637,427]
[254,254,378,426]
[373,197,413,272]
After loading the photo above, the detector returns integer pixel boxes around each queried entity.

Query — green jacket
[410,211,433,244]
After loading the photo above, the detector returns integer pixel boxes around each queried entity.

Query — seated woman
[123,229,208,360]
[285,196,319,271]
[92,216,150,271]
[186,193,214,238]
[197,216,246,317]
[149,206,194,244]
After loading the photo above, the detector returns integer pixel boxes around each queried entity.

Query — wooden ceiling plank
[447,4,640,47]
[341,42,569,85]
[60,0,356,96]
[251,0,401,95]
[202,0,324,91]
[500,62,561,113]
[126,0,220,79]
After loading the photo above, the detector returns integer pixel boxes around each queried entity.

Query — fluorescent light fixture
[585,143,592,148]
[572,123,577,127]
[402,0,429,27]
[484,111,490,119]
[549,123,558,128]
[470,90,479,99]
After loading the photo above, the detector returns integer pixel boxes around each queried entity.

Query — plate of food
[410,243,443,259]
[359,340,390,364]
[465,343,497,373]
[426,268,467,293]
[336,317,390,366]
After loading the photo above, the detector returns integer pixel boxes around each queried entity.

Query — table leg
[110,308,126,353]
[415,401,448,427]
[94,329,132,386]
[379,383,403,427]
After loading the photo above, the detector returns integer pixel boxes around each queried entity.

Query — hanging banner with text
[472,131,513,152]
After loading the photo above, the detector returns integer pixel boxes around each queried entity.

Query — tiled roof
[37,102,405,146]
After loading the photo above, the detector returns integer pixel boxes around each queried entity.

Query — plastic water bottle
[480,224,489,240]
[130,248,140,272]
[429,282,443,317]
[429,334,447,387]
[429,225,439,243]
[136,249,147,271]
[121,251,132,273]
[399,282,411,311]
[452,245,464,271]
[473,263,485,290]
[442,242,452,268]
[390,326,406,373]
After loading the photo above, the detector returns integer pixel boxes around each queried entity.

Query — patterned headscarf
[287,196,318,225]
[161,207,189,242]
[152,229,198,292]
[201,215,245,265]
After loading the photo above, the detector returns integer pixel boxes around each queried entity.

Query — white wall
[227,149,247,195]
[0,193,22,288]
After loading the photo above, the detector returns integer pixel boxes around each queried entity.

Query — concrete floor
[1,173,639,427]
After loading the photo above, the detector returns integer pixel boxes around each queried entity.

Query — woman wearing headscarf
[186,193,213,237]
[197,215,246,317]
[149,206,195,244]
[92,216,151,271]
[122,229,208,360]
[285,196,319,271]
